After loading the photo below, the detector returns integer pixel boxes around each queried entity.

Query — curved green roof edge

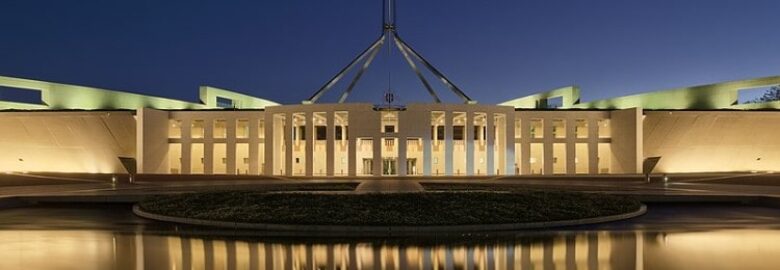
[0,75,279,110]
[501,75,780,110]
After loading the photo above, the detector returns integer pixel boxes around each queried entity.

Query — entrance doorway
[406,158,417,175]
[382,158,397,176]
[362,158,373,175]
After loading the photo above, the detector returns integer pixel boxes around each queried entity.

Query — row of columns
[269,109,515,177]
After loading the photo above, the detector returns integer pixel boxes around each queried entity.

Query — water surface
[1,203,779,269]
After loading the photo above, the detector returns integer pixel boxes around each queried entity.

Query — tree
[750,85,780,103]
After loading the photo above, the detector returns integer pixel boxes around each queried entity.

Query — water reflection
[2,229,780,269]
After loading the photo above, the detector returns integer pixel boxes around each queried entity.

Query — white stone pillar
[520,115,531,175]
[445,111,454,176]
[398,137,407,176]
[373,136,382,176]
[423,134,432,176]
[486,113,495,175]
[589,118,599,174]
[249,117,258,175]
[305,111,314,177]
[566,117,576,175]
[264,113,274,175]
[226,119,237,175]
[181,118,192,174]
[285,114,293,176]
[326,111,335,176]
[466,111,474,175]
[505,112,516,176]
[348,135,357,177]
[204,118,214,174]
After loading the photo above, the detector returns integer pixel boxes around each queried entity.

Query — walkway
[355,179,423,192]
[4,172,780,204]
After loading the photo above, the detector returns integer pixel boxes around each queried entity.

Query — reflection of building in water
[127,232,641,269]
[4,230,780,269]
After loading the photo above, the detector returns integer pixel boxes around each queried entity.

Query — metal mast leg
[394,33,475,104]
[304,35,385,104]
[338,37,386,103]
[393,34,441,103]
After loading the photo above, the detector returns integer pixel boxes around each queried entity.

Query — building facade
[3,75,780,177]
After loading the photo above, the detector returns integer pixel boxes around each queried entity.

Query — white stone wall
[0,111,135,173]
[644,110,780,173]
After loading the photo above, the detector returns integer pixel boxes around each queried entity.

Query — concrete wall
[611,108,643,174]
[644,110,780,173]
[136,108,169,174]
[0,111,135,173]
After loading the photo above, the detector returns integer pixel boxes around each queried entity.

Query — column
[326,111,335,176]
[466,111,474,175]
[423,135,432,176]
[589,118,599,174]
[264,113,274,175]
[543,118,553,175]
[348,136,357,177]
[226,119,236,174]
[182,118,192,174]
[204,118,214,174]
[285,114,293,176]
[566,117,576,175]
[445,110,454,176]
[521,116,531,175]
[305,111,314,176]
[486,113,495,175]
[398,136,407,176]
[249,117,259,174]
[505,112,516,176]
[373,135,382,176]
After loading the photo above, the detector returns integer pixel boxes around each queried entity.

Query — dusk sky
[1,0,779,105]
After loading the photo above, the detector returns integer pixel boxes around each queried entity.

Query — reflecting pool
[1,203,780,269]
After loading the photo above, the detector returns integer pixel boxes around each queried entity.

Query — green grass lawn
[139,191,641,226]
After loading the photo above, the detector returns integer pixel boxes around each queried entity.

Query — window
[552,119,565,138]
[216,97,233,108]
[453,126,465,140]
[575,119,588,138]
[384,138,395,147]
[294,126,306,141]
[431,111,445,141]
[236,119,249,138]
[381,111,398,133]
[598,119,611,138]
[258,120,265,138]
[575,143,589,174]
[431,126,445,140]
[169,119,182,138]
[191,120,205,139]
[335,126,348,140]
[168,143,181,173]
[530,119,543,138]
[316,126,327,140]
[214,119,227,138]
[473,126,486,141]
[553,143,566,174]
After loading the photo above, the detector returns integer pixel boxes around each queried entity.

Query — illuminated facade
[3,0,780,177]
[2,74,780,176]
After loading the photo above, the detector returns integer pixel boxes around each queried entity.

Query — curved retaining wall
[133,204,646,234]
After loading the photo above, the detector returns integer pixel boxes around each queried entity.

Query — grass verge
[138,191,641,226]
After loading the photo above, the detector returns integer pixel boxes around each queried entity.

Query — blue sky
[1,0,779,105]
